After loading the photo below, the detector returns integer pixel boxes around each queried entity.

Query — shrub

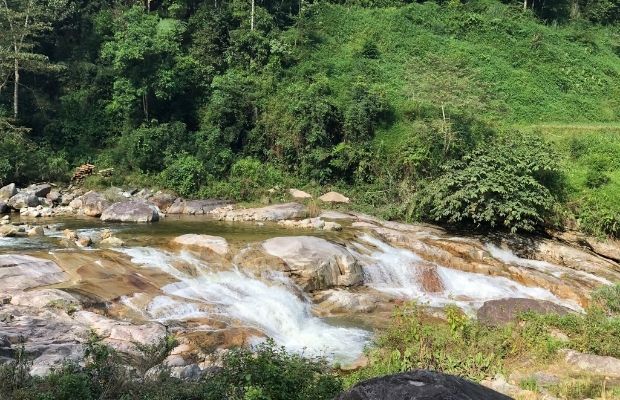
[160,154,207,197]
[410,132,562,232]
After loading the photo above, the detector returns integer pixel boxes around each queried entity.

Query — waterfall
[117,247,369,363]
[356,235,581,311]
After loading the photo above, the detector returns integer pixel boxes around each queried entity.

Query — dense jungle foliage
[1,0,619,235]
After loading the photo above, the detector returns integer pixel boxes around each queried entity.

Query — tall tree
[0,0,55,119]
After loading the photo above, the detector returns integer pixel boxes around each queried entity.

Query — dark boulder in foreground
[336,370,512,400]
[477,298,571,326]
[100,200,160,222]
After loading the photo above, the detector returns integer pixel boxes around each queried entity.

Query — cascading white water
[117,247,369,363]
[485,244,611,285]
[356,235,581,311]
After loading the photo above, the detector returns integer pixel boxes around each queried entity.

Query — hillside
[1,0,619,235]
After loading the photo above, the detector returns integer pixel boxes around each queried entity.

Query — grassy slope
[284,2,620,230]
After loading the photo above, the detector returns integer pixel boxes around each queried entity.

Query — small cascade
[355,235,581,311]
[485,244,611,285]
[116,247,369,362]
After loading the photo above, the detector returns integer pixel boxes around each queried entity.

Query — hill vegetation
[1,0,619,235]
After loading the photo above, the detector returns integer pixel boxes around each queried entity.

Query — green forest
[1,0,619,236]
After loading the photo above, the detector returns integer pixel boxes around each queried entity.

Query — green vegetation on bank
[1,0,620,236]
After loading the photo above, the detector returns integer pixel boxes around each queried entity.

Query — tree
[0,0,57,119]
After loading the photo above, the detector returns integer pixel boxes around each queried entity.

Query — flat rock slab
[171,234,229,255]
[336,370,512,400]
[101,201,160,222]
[218,202,307,222]
[477,298,572,325]
[166,199,230,215]
[0,255,68,291]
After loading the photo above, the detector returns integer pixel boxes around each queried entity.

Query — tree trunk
[523,0,527,10]
[13,58,19,119]
[251,0,255,30]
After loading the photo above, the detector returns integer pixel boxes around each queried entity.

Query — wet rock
[336,370,512,400]
[562,349,620,377]
[172,234,229,255]
[319,191,350,203]
[416,264,444,293]
[262,236,363,291]
[76,235,92,247]
[101,201,160,222]
[217,202,307,222]
[27,226,45,236]
[313,290,380,314]
[100,236,125,247]
[289,188,312,199]
[477,298,571,325]
[63,229,78,240]
[0,255,68,291]
[0,183,17,200]
[81,191,111,217]
[7,192,39,209]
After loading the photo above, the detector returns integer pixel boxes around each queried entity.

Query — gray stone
[477,298,572,325]
[26,183,52,197]
[100,201,160,223]
[0,183,17,200]
[7,192,39,209]
[563,349,620,377]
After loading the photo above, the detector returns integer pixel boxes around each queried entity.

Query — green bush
[160,154,207,197]
[409,132,562,232]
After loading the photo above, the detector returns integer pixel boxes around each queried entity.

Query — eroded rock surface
[101,201,160,222]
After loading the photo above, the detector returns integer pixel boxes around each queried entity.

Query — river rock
[0,200,7,213]
[7,192,39,209]
[166,199,230,215]
[27,226,45,236]
[0,183,17,200]
[319,191,350,203]
[26,183,52,197]
[262,236,363,291]
[217,202,307,222]
[0,255,68,291]
[172,234,229,255]
[46,190,61,204]
[336,370,512,400]
[289,188,312,199]
[101,201,160,222]
[81,191,111,217]
[0,224,18,237]
[562,349,620,377]
[148,192,178,212]
[100,236,125,247]
[477,298,571,325]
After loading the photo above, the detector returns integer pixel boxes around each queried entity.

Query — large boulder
[336,370,512,400]
[26,183,52,198]
[217,202,307,222]
[0,201,7,214]
[0,183,17,200]
[0,255,68,291]
[7,192,39,209]
[171,234,229,255]
[477,298,571,325]
[81,191,111,217]
[100,201,160,222]
[262,236,363,291]
[0,224,18,237]
[167,199,230,215]
[289,188,312,199]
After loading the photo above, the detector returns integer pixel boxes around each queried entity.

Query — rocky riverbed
[1,182,620,385]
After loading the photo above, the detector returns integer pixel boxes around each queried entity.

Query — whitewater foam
[116,247,369,362]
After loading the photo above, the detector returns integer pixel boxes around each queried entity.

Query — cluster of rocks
[0,216,52,238]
